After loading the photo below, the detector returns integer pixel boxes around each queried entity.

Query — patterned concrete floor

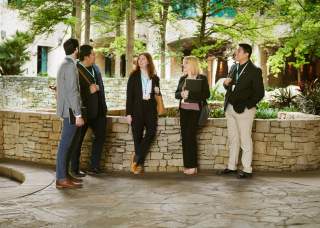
[0,171,320,228]
[0,176,20,188]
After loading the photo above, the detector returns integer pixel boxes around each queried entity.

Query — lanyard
[236,62,249,82]
[79,62,97,84]
[141,75,151,96]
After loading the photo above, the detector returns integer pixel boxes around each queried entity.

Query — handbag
[198,103,209,126]
[155,94,166,116]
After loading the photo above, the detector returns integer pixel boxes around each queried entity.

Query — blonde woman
[175,56,210,175]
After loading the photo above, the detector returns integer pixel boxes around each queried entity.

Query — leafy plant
[256,100,271,110]
[209,107,225,118]
[271,87,297,108]
[255,100,299,119]
[255,108,278,119]
[255,100,277,119]
[296,79,320,115]
[0,32,33,75]
[209,86,224,102]
[165,107,179,118]
[265,86,276,92]
[95,36,146,56]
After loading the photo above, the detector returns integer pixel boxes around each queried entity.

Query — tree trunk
[115,23,122,78]
[259,46,268,87]
[125,0,136,77]
[159,0,170,79]
[297,67,302,83]
[84,0,90,44]
[199,0,208,45]
[75,0,82,43]
[71,1,76,38]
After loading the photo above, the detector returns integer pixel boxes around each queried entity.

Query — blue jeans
[56,118,80,180]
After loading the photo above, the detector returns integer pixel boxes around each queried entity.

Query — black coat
[224,60,265,113]
[77,63,107,119]
[126,70,160,119]
[175,74,210,109]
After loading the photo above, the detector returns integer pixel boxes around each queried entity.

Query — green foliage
[267,0,320,74]
[255,100,298,119]
[0,32,33,75]
[265,86,276,92]
[95,36,146,56]
[296,79,320,115]
[257,100,272,110]
[92,0,128,34]
[255,100,277,119]
[209,107,225,118]
[10,0,73,36]
[209,86,224,102]
[165,107,179,117]
[271,87,297,108]
[255,108,278,119]
[190,0,276,63]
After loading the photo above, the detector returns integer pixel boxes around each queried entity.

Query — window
[37,46,48,76]
[105,54,112,77]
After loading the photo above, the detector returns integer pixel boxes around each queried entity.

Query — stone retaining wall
[0,114,3,159]
[1,110,319,172]
[0,76,179,110]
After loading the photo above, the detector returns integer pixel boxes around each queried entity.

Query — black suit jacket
[175,74,210,108]
[224,60,265,113]
[77,63,107,119]
[126,70,160,119]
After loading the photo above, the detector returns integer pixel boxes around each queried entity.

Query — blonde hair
[183,56,201,76]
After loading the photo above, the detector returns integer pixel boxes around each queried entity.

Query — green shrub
[255,108,278,119]
[296,79,320,115]
[280,106,299,112]
[0,32,33,75]
[271,87,297,108]
[209,86,224,102]
[257,100,271,109]
[209,107,225,118]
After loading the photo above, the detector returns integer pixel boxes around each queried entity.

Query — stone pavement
[0,176,20,188]
[0,163,320,228]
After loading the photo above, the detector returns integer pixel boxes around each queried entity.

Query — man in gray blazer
[56,38,85,189]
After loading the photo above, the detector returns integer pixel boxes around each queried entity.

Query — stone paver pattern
[0,176,20,188]
[1,171,320,228]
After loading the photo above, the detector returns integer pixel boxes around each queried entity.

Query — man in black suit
[71,44,107,176]
[221,43,264,178]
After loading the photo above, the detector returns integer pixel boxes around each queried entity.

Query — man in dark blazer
[71,44,107,176]
[221,43,265,178]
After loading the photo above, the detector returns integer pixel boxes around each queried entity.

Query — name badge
[232,85,235,91]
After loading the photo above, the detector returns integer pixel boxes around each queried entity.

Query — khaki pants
[225,104,256,173]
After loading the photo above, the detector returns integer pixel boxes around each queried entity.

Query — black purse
[198,103,209,126]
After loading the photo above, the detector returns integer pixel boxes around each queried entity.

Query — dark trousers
[131,101,157,165]
[71,116,106,172]
[180,108,200,168]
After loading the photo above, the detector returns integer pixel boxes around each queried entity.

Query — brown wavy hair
[131,52,156,78]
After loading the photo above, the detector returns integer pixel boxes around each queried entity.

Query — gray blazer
[56,56,82,118]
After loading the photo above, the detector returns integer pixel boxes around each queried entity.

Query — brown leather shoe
[130,153,138,173]
[56,179,81,189]
[133,165,144,175]
[67,175,83,183]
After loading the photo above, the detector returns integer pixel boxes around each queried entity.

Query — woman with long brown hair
[126,52,160,174]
